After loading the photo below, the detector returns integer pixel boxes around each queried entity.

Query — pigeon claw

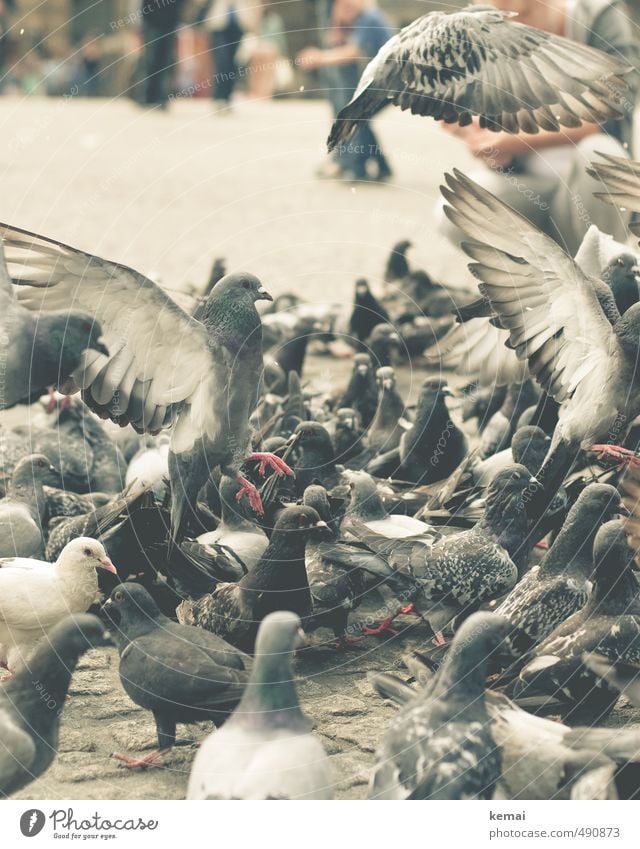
[235,474,264,516]
[113,750,168,770]
[591,444,640,468]
[361,616,399,638]
[248,452,294,478]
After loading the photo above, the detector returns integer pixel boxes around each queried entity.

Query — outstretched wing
[441,170,617,404]
[424,317,526,386]
[328,6,629,149]
[0,223,216,432]
[587,152,640,237]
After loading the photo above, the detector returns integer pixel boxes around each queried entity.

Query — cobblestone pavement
[3,98,639,800]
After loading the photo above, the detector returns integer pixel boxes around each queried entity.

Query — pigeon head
[432,612,511,701]
[303,485,333,525]
[42,310,108,372]
[602,253,640,315]
[354,278,371,297]
[50,613,114,654]
[510,426,551,472]
[291,421,334,454]
[376,366,396,391]
[100,582,161,645]
[413,377,453,427]
[254,610,306,661]
[353,353,373,377]
[335,407,359,432]
[484,463,537,539]
[57,537,117,575]
[201,272,272,350]
[592,520,637,587]
[10,453,58,488]
[272,505,330,540]
[346,470,384,520]
[578,483,626,524]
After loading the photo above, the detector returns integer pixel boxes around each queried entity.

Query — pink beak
[99,556,117,575]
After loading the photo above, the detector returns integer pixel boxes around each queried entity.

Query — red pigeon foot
[432,631,447,647]
[248,452,294,477]
[361,616,399,638]
[591,444,640,468]
[113,750,168,770]
[235,474,264,515]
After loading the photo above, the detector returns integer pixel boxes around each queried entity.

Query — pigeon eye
[617,258,625,266]
[114,591,124,602]
[83,547,92,556]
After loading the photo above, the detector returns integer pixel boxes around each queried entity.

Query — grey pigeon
[0,614,111,797]
[368,612,510,800]
[0,454,58,558]
[441,169,640,512]
[187,610,332,799]
[0,224,290,541]
[0,235,107,410]
[100,583,250,770]
[328,4,629,150]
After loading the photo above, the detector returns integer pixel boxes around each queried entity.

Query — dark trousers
[210,19,244,102]
[141,20,178,105]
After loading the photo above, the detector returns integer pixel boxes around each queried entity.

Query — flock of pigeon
[2,4,640,801]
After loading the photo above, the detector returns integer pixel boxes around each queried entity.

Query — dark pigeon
[348,278,389,345]
[176,505,330,652]
[101,582,250,769]
[384,239,411,284]
[336,353,378,427]
[0,614,111,797]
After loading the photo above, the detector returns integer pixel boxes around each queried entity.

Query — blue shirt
[349,8,396,59]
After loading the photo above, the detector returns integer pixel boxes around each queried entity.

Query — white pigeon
[187,611,332,800]
[0,537,117,674]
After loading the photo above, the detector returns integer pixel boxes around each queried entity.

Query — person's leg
[549,133,632,256]
[435,165,556,248]
[142,22,175,105]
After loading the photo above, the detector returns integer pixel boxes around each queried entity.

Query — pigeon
[288,421,344,497]
[184,475,269,579]
[0,614,112,797]
[348,279,389,345]
[0,537,117,674]
[44,481,150,562]
[346,465,532,636]
[187,610,332,799]
[176,506,330,652]
[472,425,551,487]
[347,367,407,467]
[478,380,538,460]
[0,235,108,410]
[100,582,250,769]
[331,408,365,462]
[495,483,625,660]
[303,486,369,648]
[125,434,170,502]
[327,4,629,150]
[263,316,319,394]
[384,239,412,284]
[336,353,378,427]
[582,654,640,708]
[0,454,58,558]
[515,520,640,722]
[441,169,640,511]
[367,377,467,485]
[0,223,290,541]
[366,323,401,369]
[368,612,510,800]
[342,470,439,541]
[43,486,111,521]
[602,253,640,317]
[586,152,640,239]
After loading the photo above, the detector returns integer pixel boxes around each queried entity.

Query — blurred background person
[197,0,262,108]
[239,1,291,100]
[437,0,639,256]
[139,0,186,108]
[297,0,396,182]
[69,33,103,97]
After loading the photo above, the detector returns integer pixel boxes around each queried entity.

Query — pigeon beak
[96,337,109,357]
[617,503,631,517]
[382,378,394,389]
[529,476,539,485]
[99,556,118,575]
[294,627,308,650]
[357,365,369,376]
[315,520,329,529]
[48,464,58,475]
[256,285,273,302]
[441,385,454,396]
[389,332,400,343]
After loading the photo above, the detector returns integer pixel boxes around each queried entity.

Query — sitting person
[436,0,639,256]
